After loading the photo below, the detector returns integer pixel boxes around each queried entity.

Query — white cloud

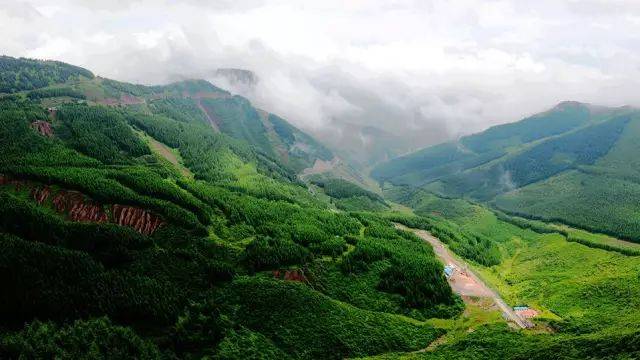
[3,0,640,163]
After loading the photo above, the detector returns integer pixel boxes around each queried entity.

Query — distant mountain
[213,68,259,87]
[207,68,426,169]
[373,101,640,241]
[313,121,410,168]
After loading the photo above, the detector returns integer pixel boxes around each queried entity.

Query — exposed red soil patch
[196,99,221,132]
[112,204,164,236]
[98,94,144,106]
[0,175,25,189]
[515,308,539,319]
[272,269,307,283]
[1,174,163,235]
[98,98,119,106]
[31,120,53,137]
[119,94,145,105]
[51,190,109,223]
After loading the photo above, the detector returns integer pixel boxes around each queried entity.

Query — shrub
[241,236,311,272]
[216,328,292,360]
[309,236,347,257]
[378,256,454,308]
[171,300,230,357]
[0,233,103,324]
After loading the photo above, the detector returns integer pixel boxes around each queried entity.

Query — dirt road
[396,224,533,329]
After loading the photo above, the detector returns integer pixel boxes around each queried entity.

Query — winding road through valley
[395,224,533,329]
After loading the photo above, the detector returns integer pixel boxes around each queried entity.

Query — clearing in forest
[396,224,534,329]
[146,135,193,178]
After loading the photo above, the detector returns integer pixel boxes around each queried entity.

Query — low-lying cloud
[3,0,640,164]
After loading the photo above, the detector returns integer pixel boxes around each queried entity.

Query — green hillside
[373,102,640,241]
[0,55,94,93]
[381,188,640,360]
[3,55,640,359]
[309,176,389,211]
[198,97,333,172]
[0,56,461,359]
[371,101,599,185]
[1,57,333,177]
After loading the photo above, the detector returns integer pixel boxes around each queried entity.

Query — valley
[396,224,532,329]
[0,55,639,359]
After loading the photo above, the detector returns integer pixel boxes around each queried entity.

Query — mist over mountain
[6,1,640,167]
[3,2,640,359]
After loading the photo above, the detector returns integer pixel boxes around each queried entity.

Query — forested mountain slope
[0,56,463,359]
[0,55,94,93]
[3,56,640,359]
[0,56,333,176]
[373,102,640,241]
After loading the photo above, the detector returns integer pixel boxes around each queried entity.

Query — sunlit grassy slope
[381,187,640,359]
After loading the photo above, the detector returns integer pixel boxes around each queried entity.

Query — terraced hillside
[373,102,640,241]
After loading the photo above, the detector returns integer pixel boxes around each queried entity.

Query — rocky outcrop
[31,120,54,137]
[1,174,163,235]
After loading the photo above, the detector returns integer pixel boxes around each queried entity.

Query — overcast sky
[3,0,640,150]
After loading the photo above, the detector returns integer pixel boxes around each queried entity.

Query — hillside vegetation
[379,187,640,359]
[2,55,639,359]
[0,56,458,359]
[373,102,640,241]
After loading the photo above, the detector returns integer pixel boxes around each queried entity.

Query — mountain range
[373,101,640,241]
[1,55,639,359]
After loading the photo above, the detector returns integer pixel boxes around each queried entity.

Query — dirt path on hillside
[395,224,533,329]
[147,136,193,178]
[196,99,220,132]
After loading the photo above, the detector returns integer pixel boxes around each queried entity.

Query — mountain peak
[552,100,589,110]
[214,68,258,86]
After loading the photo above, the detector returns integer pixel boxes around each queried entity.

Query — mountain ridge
[0,56,343,179]
[373,101,640,241]
[2,54,640,359]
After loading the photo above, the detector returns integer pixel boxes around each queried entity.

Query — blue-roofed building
[444,264,455,278]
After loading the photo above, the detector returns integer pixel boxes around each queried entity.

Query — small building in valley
[444,264,456,278]
[513,305,539,319]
